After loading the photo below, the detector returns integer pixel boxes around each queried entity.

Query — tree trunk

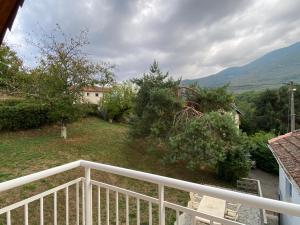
[109,119,113,123]
[61,123,67,139]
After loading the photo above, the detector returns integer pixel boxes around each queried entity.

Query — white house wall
[279,167,300,225]
[82,91,104,104]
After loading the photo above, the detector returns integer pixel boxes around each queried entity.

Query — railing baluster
[82,181,86,225]
[136,198,140,225]
[176,210,179,225]
[40,197,44,225]
[149,202,152,225]
[6,211,11,225]
[85,168,92,225]
[91,184,93,225]
[158,184,165,225]
[115,192,119,225]
[24,203,29,225]
[192,216,196,225]
[106,188,109,225]
[126,195,129,225]
[98,186,101,225]
[54,192,57,225]
[66,186,69,225]
[76,182,79,225]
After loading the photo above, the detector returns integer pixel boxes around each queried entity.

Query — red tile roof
[81,86,110,93]
[268,130,300,188]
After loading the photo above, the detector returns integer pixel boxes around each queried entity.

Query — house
[81,86,110,104]
[268,130,300,225]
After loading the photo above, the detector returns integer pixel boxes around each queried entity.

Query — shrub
[0,101,51,130]
[217,145,251,182]
[247,132,278,174]
[100,82,136,122]
[168,112,250,181]
[76,103,99,118]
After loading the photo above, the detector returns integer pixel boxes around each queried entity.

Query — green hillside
[182,42,300,92]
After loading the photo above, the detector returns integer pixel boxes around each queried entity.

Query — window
[87,92,90,96]
[95,93,99,97]
[286,178,292,198]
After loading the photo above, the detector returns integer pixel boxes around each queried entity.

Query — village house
[81,86,110,104]
[268,130,300,225]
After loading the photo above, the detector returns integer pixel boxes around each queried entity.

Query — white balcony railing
[0,160,300,225]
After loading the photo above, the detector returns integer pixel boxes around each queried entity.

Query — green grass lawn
[0,117,230,225]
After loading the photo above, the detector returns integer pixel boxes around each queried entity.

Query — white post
[158,184,165,225]
[85,167,92,225]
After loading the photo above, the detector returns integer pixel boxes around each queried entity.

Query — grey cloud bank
[4,0,300,81]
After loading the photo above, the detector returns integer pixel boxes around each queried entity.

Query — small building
[81,86,110,104]
[268,130,300,225]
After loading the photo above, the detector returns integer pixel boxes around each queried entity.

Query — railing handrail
[1,160,300,217]
[0,160,81,193]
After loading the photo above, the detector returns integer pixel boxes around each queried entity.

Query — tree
[236,85,300,134]
[0,44,26,95]
[168,112,250,181]
[1,26,115,138]
[182,84,234,113]
[100,81,136,122]
[96,63,116,88]
[131,61,182,138]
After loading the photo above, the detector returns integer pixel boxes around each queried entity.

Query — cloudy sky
[4,0,300,80]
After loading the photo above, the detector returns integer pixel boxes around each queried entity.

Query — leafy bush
[217,145,250,182]
[247,132,278,174]
[0,101,51,130]
[100,82,136,122]
[168,112,250,181]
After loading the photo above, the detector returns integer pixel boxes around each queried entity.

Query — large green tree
[131,61,182,138]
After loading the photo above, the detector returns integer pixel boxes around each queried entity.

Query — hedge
[0,102,52,131]
[0,100,102,131]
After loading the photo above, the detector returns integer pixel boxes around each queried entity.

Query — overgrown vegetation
[168,112,250,181]
[100,81,136,122]
[246,132,278,174]
[129,62,250,181]
[236,85,300,135]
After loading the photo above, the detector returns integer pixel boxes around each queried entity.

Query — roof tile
[269,130,300,188]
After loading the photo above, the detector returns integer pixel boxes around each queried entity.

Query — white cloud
[4,0,300,80]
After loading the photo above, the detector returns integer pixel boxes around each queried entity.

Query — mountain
[182,42,300,92]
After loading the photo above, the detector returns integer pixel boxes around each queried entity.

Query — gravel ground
[249,169,279,200]
[249,169,279,225]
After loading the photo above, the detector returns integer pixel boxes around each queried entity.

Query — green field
[0,117,229,225]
